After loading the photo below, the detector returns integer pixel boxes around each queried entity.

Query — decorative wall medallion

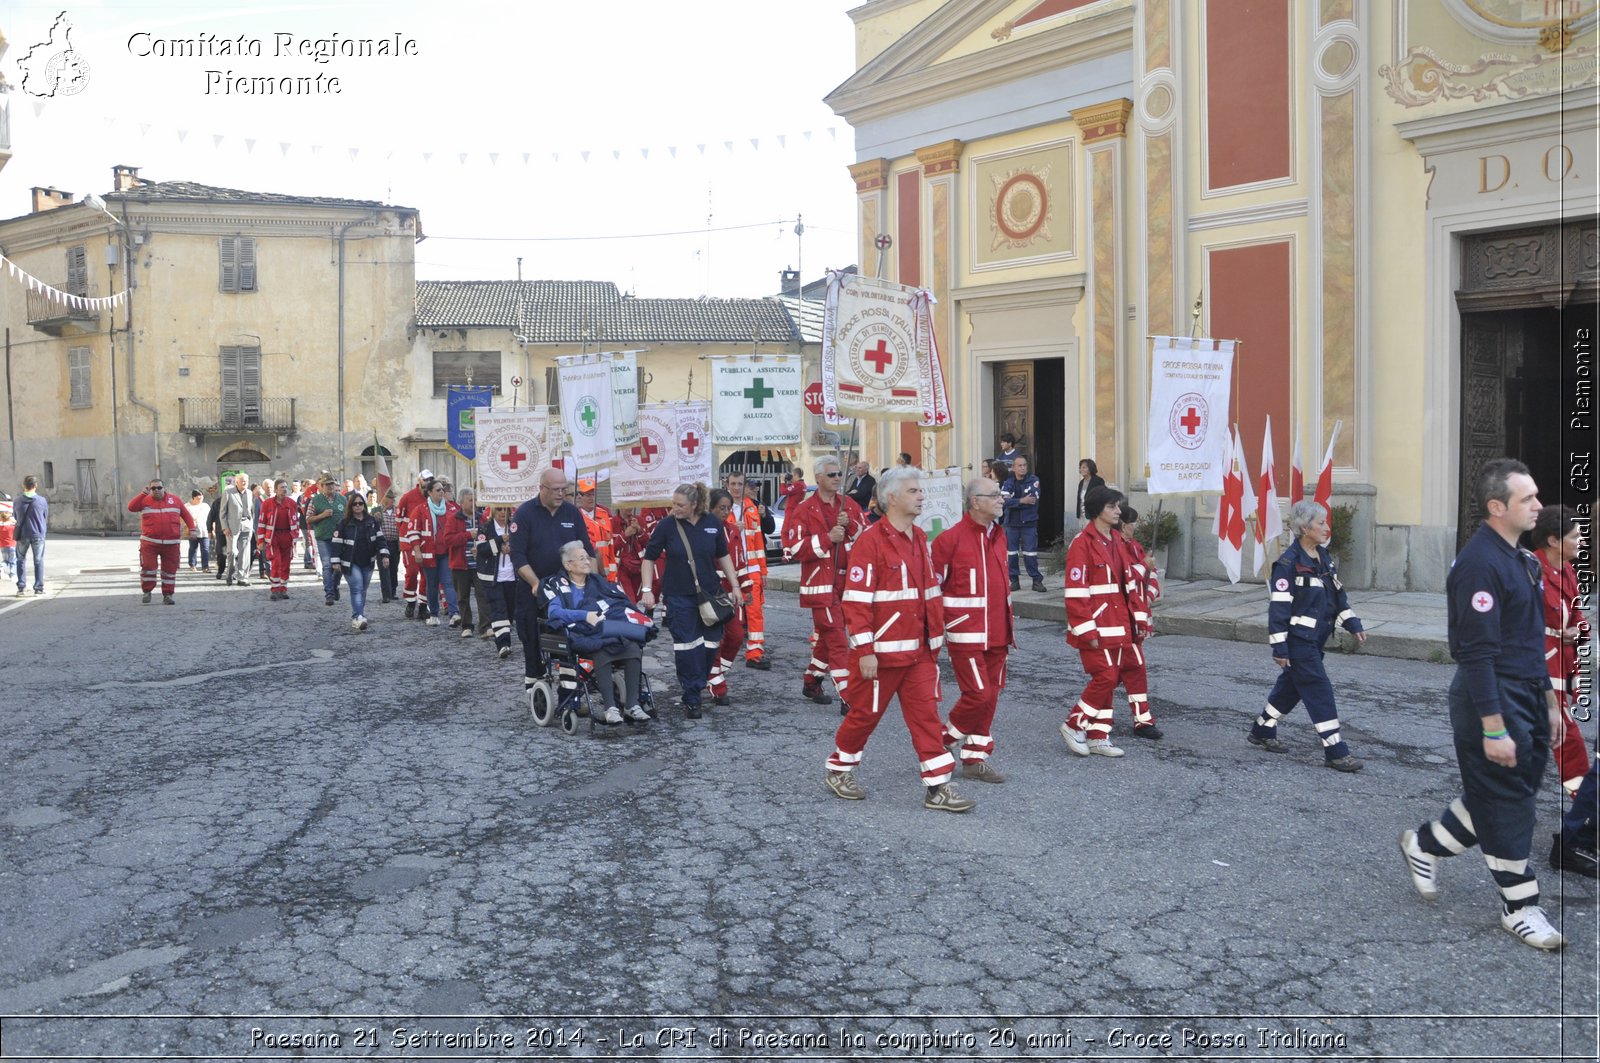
[1379,43,1598,106]
[1481,239,1544,279]
[989,166,1053,251]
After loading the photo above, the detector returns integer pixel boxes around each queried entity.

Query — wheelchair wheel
[529,680,558,727]
[559,707,579,736]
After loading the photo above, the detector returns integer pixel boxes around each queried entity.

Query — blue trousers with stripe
[1253,649,1350,760]
[665,594,722,708]
[1006,524,1042,581]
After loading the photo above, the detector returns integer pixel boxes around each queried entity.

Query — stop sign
[803,382,825,416]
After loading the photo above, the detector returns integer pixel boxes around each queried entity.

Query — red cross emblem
[864,339,893,375]
[501,445,527,470]
[1471,591,1494,613]
[1180,407,1201,435]
[631,437,659,465]
[680,431,701,455]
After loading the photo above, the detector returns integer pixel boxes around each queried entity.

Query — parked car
[766,496,788,564]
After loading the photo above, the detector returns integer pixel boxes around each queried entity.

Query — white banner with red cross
[610,404,683,505]
[676,402,713,486]
[821,271,951,427]
[711,355,803,445]
[476,407,555,505]
[1145,336,1236,495]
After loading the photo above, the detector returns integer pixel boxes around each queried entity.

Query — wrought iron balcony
[179,397,297,434]
[27,288,99,336]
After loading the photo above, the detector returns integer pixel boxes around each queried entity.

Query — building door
[992,358,1066,546]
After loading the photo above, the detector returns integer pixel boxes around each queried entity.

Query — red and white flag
[1253,416,1284,575]
[1212,426,1256,584]
[1289,434,1304,503]
[372,431,392,500]
[1314,420,1342,520]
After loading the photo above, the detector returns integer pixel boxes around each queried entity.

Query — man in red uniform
[782,456,867,709]
[258,479,301,600]
[128,477,195,604]
[932,477,1014,782]
[825,467,974,812]
[397,469,433,620]
[725,471,772,669]
[1060,485,1150,758]
[576,478,619,583]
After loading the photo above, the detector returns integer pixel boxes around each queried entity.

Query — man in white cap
[398,469,435,619]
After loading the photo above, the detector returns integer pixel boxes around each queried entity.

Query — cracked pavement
[1,538,1595,1060]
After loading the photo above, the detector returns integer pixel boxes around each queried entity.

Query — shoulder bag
[674,517,736,626]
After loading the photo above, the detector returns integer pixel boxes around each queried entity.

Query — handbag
[673,518,736,626]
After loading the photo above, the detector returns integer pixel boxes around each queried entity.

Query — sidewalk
[766,568,1450,663]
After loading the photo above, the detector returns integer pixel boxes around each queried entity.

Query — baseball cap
[578,477,596,492]
[419,468,434,480]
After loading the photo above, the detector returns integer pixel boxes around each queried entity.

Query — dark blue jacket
[1001,474,1041,527]
[331,516,389,570]
[1267,539,1362,658]
[14,493,47,539]
[540,573,647,654]
[508,499,594,603]
[1447,523,1551,718]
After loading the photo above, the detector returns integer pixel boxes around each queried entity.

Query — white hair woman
[541,539,649,727]
[1250,499,1367,771]
[638,482,741,719]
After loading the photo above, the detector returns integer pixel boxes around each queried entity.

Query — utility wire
[426,218,808,243]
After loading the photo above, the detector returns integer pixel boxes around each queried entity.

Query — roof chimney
[30,187,73,213]
[112,164,145,192]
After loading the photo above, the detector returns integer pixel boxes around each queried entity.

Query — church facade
[827,0,1597,590]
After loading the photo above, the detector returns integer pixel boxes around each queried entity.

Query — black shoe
[685,702,703,720]
[802,681,833,705]
[745,657,771,671]
[1325,755,1364,773]
[1009,578,1021,591]
[325,596,336,606]
[1551,832,1600,877]
[417,607,431,622]
[1032,580,1047,592]
[1133,725,1164,740]
[712,693,731,706]
[404,602,416,619]
[1247,731,1285,753]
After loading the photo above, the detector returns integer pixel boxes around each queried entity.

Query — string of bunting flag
[1,253,130,313]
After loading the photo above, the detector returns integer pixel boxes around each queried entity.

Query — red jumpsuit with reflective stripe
[932,513,1013,765]
[730,497,768,661]
[1063,523,1150,738]
[128,492,196,595]
[708,512,755,699]
[1115,532,1159,728]
[397,485,427,606]
[257,495,300,593]
[828,518,951,786]
[783,491,867,699]
[1539,551,1592,795]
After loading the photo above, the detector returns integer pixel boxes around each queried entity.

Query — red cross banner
[1145,336,1236,495]
[476,407,553,505]
[711,356,802,445]
[556,355,617,472]
[610,403,682,505]
[676,402,713,486]
[821,271,951,426]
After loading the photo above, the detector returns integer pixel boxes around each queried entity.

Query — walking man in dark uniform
[1398,458,1566,950]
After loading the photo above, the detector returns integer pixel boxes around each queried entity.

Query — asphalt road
[1,537,1595,1061]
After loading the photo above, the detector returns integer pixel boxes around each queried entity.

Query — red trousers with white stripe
[138,541,181,594]
[265,533,294,592]
[945,648,1008,765]
[744,578,766,661]
[807,605,852,704]
[1066,643,1151,738]
[708,607,747,697]
[828,652,952,787]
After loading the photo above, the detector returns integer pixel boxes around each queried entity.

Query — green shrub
[1129,508,1181,553]
[1328,503,1357,564]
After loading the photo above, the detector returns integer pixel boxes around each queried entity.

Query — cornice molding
[1186,198,1310,231]
[828,5,1136,127]
[952,273,1088,312]
[1072,97,1134,142]
[915,138,964,175]
[849,158,893,192]
[1395,94,1598,154]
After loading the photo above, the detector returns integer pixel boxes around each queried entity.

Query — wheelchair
[527,627,657,736]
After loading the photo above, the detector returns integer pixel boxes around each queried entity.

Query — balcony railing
[27,288,99,335]
[179,397,297,434]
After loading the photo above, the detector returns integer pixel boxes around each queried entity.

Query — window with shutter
[430,351,501,397]
[66,246,88,296]
[220,346,261,424]
[68,347,92,407]
[219,237,257,293]
[76,459,98,506]
[220,346,241,422]
[544,366,560,408]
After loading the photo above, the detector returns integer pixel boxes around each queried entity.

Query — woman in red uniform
[1529,505,1591,797]
[257,479,300,600]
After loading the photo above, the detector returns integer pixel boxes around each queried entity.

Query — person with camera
[779,467,807,508]
[638,482,740,719]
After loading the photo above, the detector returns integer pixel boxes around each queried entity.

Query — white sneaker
[351,618,361,631]
[357,616,369,631]
[460,626,474,638]
[601,706,624,725]
[1501,905,1565,950]
[623,704,650,722]
[1059,722,1089,757]
[1087,738,1125,757]
[1398,829,1439,902]
[424,616,439,626]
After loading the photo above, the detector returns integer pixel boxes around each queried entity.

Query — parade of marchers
[85,442,1597,956]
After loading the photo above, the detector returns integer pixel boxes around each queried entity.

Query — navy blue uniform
[1415,523,1554,913]
[507,499,594,691]
[1251,539,1363,760]
[643,515,729,710]
[1000,472,1043,583]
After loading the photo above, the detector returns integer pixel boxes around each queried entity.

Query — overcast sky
[0,0,865,297]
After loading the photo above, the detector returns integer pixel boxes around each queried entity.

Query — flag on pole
[1289,434,1305,503]
[1212,426,1254,584]
[1314,420,1342,519]
[711,356,803,444]
[1253,416,1284,576]
[1145,337,1237,494]
[372,431,392,499]
[556,355,617,471]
